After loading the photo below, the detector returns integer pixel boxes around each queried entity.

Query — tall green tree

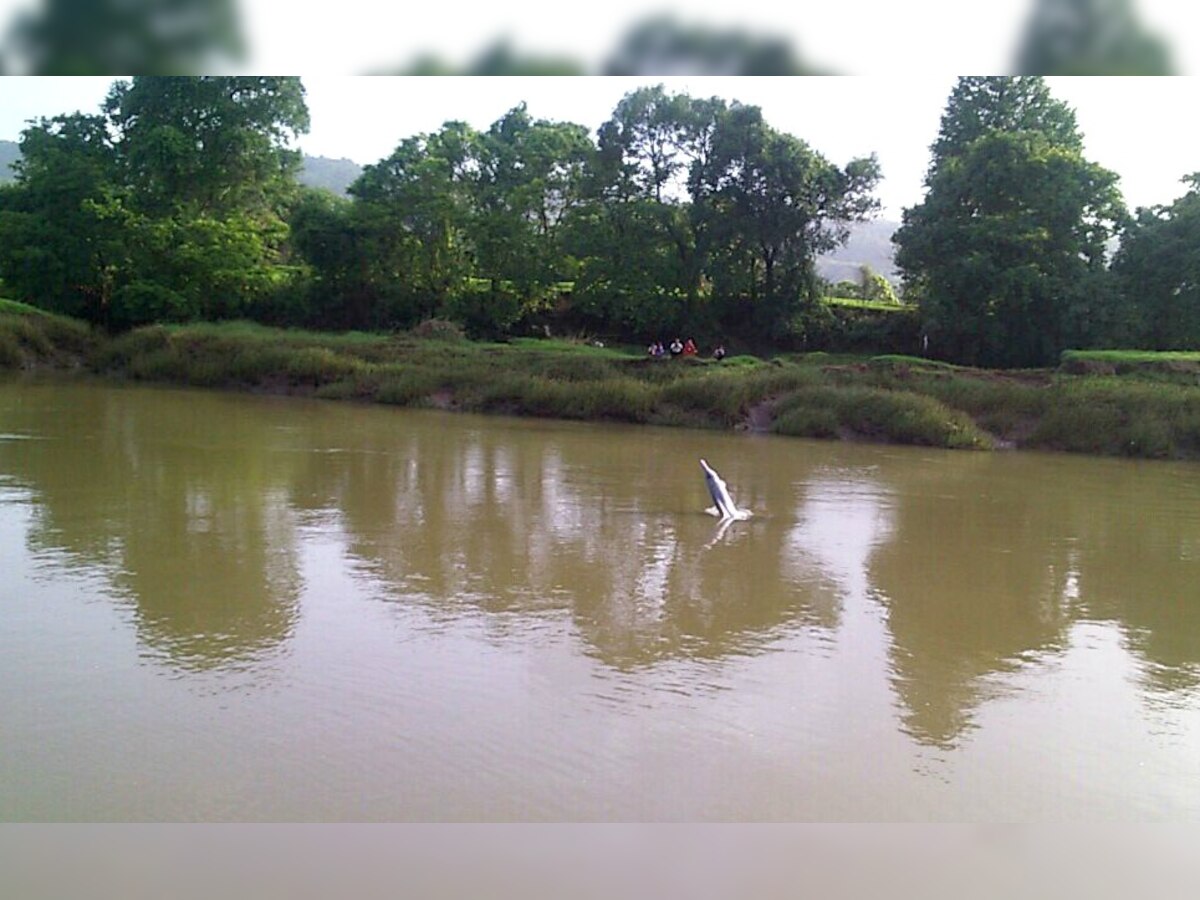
[348,123,477,328]
[288,188,387,330]
[102,76,311,325]
[894,76,1124,367]
[465,105,592,333]
[597,85,704,203]
[0,77,311,328]
[693,103,881,340]
[1112,174,1200,349]
[562,194,691,336]
[105,76,309,217]
[566,86,723,335]
[860,265,899,305]
[927,76,1083,171]
[0,113,126,325]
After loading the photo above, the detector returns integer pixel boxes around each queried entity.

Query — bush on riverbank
[1061,349,1200,383]
[1030,378,1200,458]
[806,301,921,356]
[773,385,993,449]
[0,299,97,369]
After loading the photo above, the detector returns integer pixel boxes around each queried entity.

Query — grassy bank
[1061,349,1200,382]
[0,299,98,369]
[87,321,996,448]
[9,307,1200,460]
[836,355,1200,458]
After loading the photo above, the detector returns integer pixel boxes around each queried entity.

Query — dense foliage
[301,87,882,345]
[894,76,1126,367]
[1111,174,1200,350]
[0,76,307,329]
[0,79,883,347]
[2,76,1197,368]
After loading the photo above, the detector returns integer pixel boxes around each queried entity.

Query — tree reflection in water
[3,380,1199,740]
[1,382,301,672]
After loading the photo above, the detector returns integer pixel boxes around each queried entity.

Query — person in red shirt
[682,338,697,356]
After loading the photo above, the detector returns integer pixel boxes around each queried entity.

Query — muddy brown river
[2,378,1198,820]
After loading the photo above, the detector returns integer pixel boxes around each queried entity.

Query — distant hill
[815,219,900,286]
[298,155,363,196]
[0,140,19,182]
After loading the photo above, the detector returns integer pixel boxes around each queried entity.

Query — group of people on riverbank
[647,338,726,361]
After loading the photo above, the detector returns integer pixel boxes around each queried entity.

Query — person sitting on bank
[669,338,684,357]
[713,343,727,361]
[682,338,697,356]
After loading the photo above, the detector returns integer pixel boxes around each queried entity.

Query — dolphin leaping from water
[700,458,751,520]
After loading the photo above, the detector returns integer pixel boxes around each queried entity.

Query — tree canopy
[4,76,1192,366]
[1112,174,1200,349]
[0,76,308,328]
[302,84,881,343]
[895,76,1125,367]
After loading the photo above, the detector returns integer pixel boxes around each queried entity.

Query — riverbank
[6,302,1200,460]
[0,299,98,369]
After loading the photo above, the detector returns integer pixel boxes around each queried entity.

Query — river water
[2,378,1198,821]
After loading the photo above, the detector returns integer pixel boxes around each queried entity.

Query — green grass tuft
[1060,349,1200,384]
[0,298,97,369]
[1029,378,1200,458]
[773,385,993,450]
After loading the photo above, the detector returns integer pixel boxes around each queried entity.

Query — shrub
[0,330,21,368]
[375,370,444,406]
[773,386,992,449]
[111,282,191,329]
[902,374,1050,438]
[533,354,618,383]
[442,285,523,339]
[1029,379,1200,458]
[410,318,467,342]
[659,372,749,426]
[1061,349,1200,383]
[773,404,841,439]
[283,347,365,384]
[127,346,186,381]
[470,375,653,423]
[0,303,96,367]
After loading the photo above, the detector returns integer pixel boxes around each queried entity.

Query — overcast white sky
[2,75,1197,220]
